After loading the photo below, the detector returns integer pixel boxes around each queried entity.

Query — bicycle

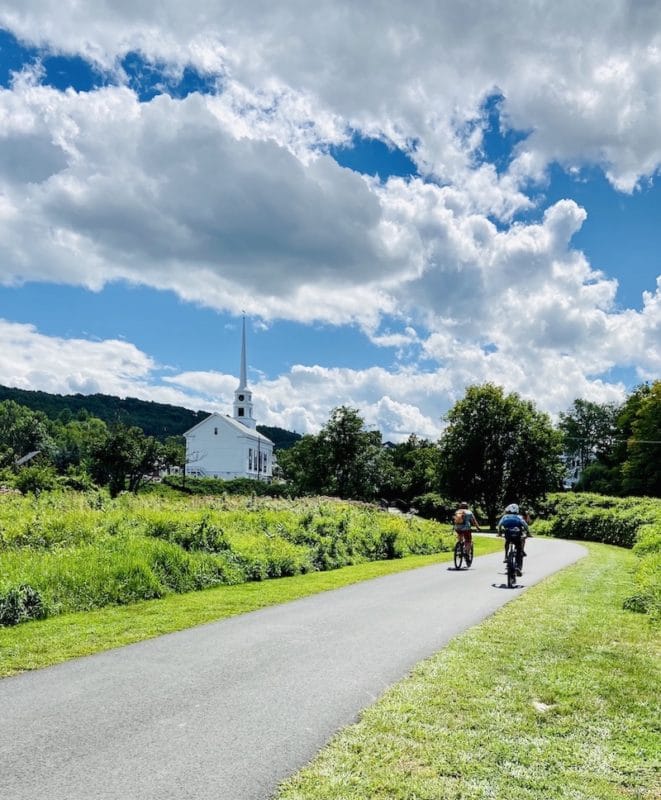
[453,533,474,569]
[504,532,524,588]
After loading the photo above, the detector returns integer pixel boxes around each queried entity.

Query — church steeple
[238,314,248,391]
[233,315,256,429]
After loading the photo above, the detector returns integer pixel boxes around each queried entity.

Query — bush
[529,519,553,536]
[0,584,46,626]
[13,465,58,495]
[412,493,455,523]
[537,492,661,619]
[538,493,661,548]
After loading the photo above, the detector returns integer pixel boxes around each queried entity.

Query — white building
[561,453,586,490]
[183,319,274,481]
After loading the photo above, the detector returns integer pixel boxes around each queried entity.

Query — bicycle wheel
[453,541,463,569]
[516,548,524,575]
[506,547,517,588]
[465,542,474,567]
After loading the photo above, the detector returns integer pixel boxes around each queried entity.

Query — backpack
[453,509,466,526]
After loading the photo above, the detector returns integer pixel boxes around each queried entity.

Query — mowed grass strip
[277,543,660,800]
[0,537,501,677]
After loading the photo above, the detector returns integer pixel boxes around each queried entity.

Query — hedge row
[537,492,661,619]
[535,492,661,548]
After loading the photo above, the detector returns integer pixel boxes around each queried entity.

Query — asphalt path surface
[1,536,585,800]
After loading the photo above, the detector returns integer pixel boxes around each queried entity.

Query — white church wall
[185,415,274,480]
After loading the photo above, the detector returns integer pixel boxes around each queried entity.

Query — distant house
[183,319,274,481]
[561,453,586,490]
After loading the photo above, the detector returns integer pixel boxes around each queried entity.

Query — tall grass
[0,491,453,626]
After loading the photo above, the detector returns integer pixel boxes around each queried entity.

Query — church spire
[238,314,248,391]
[233,314,256,429]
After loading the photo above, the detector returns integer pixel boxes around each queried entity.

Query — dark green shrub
[0,584,46,626]
[59,467,95,491]
[412,493,455,523]
[13,465,58,495]
[379,529,403,560]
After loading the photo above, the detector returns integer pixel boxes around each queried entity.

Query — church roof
[183,412,274,444]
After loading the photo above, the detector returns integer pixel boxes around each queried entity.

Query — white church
[183,319,275,481]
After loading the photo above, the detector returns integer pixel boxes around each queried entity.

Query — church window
[249,449,253,470]
[238,394,245,401]
[238,408,245,417]
[214,427,218,435]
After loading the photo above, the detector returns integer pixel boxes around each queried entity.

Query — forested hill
[0,385,302,449]
[256,426,302,450]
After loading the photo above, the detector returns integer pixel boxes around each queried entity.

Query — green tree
[52,417,108,473]
[559,398,620,470]
[319,406,383,500]
[439,384,563,528]
[90,423,162,497]
[277,434,328,495]
[621,380,661,496]
[379,435,441,502]
[0,400,54,468]
[279,407,384,500]
[162,435,186,470]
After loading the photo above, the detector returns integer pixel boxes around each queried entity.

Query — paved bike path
[1,536,585,800]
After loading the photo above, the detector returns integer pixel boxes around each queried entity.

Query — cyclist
[497,503,530,575]
[453,501,480,555]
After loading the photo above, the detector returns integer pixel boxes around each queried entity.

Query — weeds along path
[0,537,585,800]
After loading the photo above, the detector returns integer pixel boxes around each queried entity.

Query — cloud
[0,84,413,324]
[0,318,639,442]
[0,318,154,395]
[0,3,659,428]
[3,1,661,190]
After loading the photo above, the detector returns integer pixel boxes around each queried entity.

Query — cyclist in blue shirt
[497,503,530,575]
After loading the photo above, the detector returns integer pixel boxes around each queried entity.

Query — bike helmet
[505,503,519,514]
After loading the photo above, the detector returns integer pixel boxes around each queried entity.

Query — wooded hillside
[0,385,300,449]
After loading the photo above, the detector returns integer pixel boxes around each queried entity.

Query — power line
[562,436,661,445]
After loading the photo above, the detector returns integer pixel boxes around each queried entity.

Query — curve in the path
[0,536,585,800]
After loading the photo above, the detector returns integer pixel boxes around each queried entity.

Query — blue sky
[0,6,659,438]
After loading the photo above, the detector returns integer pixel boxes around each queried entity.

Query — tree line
[558,382,660,497]
[0,381,658,510]
[278,381,661,526]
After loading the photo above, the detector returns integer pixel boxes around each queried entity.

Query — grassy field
[0,537,502,677]
[277,542,660,800]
